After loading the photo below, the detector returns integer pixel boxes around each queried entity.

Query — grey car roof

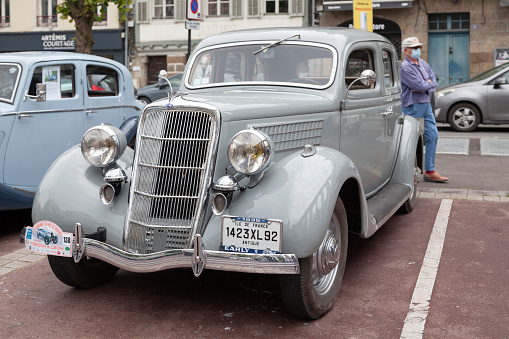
[194,27,391,50]
[0,51,123,68]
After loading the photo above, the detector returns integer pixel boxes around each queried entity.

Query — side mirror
[493,77,507,89]
[359,69,377,86]
[341,70,377,110]
[23,83,46,102]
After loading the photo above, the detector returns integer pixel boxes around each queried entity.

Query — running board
[366,183,412,229]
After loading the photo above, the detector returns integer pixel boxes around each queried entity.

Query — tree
[57,0,131,54]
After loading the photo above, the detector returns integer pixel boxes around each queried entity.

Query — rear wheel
[399,156,419,214]
[280,199,348,319]
[448,103,481,132]
[48,255,119,289]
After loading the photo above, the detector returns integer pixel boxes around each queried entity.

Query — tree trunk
[66,0,95,54]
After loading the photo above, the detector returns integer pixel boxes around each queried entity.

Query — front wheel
[48,255,119,289]
[280,199,348,320]
[448,103,481,132]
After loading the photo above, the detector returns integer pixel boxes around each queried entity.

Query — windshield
[468,62,509,82]
[187,42,336,89]
[0,63,21,104]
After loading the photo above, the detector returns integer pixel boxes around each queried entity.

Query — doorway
[428,13,470,88]
[147,56,167,85]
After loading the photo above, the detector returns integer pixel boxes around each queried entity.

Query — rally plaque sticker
[25,221,73,257]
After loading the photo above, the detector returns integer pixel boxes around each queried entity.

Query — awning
[323,0,413,11]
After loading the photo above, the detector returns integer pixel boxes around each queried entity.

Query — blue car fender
[32,145,134,249]
[119,116,138,147]
[202,146,363,259]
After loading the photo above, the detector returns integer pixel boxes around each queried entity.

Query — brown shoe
[424,172,449,183]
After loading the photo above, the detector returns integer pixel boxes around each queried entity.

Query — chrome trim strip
[1,105,141,117]
[81,237,300,274]
[11,186,36,195]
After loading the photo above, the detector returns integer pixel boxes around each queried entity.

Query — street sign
[187,0,201,20]
[185,20,200,30]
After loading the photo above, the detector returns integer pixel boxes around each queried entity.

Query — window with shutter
[231,0,243,18]
[248,0,260,17]
[137,0,149,22]
[290,0,304,15]
[209,0,230,16]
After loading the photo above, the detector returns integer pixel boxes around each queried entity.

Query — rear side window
[345,49,376,90]
[382,50,394,88]
[87,65,119,96]
[29,64,76,99]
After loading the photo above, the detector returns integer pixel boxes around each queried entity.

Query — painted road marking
[400,199,453,339]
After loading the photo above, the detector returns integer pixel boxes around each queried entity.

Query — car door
[83,62,126,130]
[378,43,403,180]
[339,42,397,195]
[4,61,85,189]
[486,69,509,121]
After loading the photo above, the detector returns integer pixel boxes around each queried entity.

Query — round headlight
[227,129,273,175]
[81,125,127,167]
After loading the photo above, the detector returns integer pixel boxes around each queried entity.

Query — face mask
[410,48,421,59]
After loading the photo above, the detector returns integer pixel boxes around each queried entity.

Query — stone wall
[131,53,187,88]
[319,0,509,77]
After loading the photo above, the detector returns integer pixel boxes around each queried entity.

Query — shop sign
[41,33,76,50]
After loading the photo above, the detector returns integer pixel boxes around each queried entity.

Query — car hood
[174,88,335,122]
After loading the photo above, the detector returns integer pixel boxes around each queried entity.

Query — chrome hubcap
[312,212,341,295]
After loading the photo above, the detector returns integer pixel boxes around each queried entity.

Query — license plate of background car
[221,216,282,254]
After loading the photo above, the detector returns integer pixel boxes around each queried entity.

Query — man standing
[400,37,448,183]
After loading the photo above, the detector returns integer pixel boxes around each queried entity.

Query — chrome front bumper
[73,224,300,276]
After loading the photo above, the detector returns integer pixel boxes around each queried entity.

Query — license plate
[24,221,73,257]
[221,216,282,254]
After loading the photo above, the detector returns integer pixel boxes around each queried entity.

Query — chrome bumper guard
[73,223,300,277]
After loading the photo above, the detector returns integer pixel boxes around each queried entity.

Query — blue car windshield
[0,63,21,104]
[468,62,509,82]
[187,42,337,89]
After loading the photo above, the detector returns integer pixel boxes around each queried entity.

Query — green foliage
[57,0,131,23]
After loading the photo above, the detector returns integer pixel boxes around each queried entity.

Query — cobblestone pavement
[0,248,46,276]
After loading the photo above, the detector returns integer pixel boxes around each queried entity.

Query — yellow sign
[353,0,373,32]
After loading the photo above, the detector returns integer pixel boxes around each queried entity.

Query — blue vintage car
[0,52,143,211]
[29,28,423,320]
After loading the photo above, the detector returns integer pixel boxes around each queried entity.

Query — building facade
[0,0,126,64]
[132,0,308,87]
[319,0,509,87]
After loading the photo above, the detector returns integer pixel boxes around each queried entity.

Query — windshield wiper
[253,34,301,55]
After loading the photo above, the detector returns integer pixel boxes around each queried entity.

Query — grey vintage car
[28,28,422,320]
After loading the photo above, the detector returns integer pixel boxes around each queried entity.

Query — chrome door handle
[18,114,34,119]
[381,111,393,116]
[86,110,97,115]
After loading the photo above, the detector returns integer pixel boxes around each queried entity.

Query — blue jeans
[402,102,438,172]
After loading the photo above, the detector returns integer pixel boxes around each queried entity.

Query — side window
[87,65,119,97]
[382,50,394,88]
[345,49,375,90]
[29,64,76,99]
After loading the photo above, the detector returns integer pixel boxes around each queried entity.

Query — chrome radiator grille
[125,108,219,254]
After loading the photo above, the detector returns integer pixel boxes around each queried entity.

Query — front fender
[32,145,133,249]
[202,146,362,258]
